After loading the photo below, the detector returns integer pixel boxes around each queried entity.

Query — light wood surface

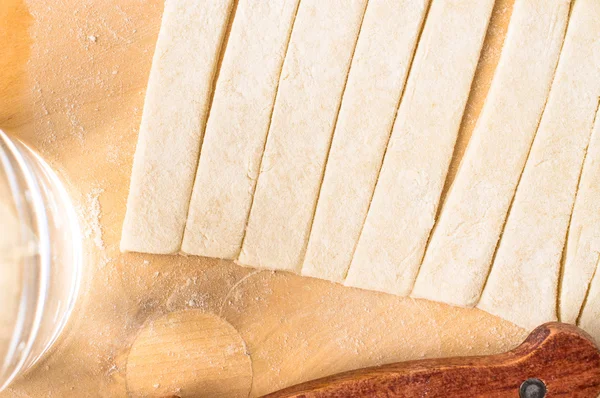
[0,0,528,397]
[127,310,253,397]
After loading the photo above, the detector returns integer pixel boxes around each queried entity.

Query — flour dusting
[76,186,110,267]
[85,187,105,250]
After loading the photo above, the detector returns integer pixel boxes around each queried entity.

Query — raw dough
[238,0,368,271]
[301,0,430,282]
[579,243,600,342]
[561,42,600,323]
[121,0,234,253]
[478,0,600,330]
[181,0,300,259]
[412,0,570,307]
[344,0,494,295]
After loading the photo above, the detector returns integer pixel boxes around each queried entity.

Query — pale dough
[344,0,494,295]
[121,0,234,254]
[238,0,368,271]
[561,24,600,324]
[579,239,600,342]
[181,0,300,259]
[412,0,571,307]
[478,0,600,330]
[301,0,430,282]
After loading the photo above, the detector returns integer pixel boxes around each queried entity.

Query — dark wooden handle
[262,323,600,397]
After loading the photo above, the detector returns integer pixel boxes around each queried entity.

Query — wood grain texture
[0,0,31,124]
[263,323,600,398]
[127,310,252,398]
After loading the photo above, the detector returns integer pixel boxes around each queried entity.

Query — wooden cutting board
[0,0,529,396]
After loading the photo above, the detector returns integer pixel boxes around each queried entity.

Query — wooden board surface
[0,0,528,396]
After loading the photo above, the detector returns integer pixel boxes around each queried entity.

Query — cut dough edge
[562,98,600,324]
[579,256,600,342]
[478,0,600,331]
[121,0,236,254]
[344,0,495,296]
[238,0,369,272]
[300,0,430,283]
[180,0,301,259]
[411,0,571,308]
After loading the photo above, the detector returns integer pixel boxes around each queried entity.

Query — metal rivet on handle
[519,378,547,398]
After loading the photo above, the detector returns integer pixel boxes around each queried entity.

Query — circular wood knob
[126,310,252,397]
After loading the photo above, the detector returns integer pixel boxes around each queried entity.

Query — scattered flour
[105,144,120,164]
[77,186,110,268]
[85,187,105,250]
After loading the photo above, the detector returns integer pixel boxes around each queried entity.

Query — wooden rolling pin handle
[262,323,600,398]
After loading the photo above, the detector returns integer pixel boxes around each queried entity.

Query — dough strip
[479,0,600,330]
[121,0,235,253]
[301,0,430,283]
[181,0,301,259]
[238,0,369,271]
[562,93,600,323]
[412,0,571,307]
[345,0,494,295]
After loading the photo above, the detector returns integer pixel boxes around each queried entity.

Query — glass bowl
[0,129,82,391]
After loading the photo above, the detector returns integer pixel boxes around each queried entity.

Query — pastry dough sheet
[120,0,600,341]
